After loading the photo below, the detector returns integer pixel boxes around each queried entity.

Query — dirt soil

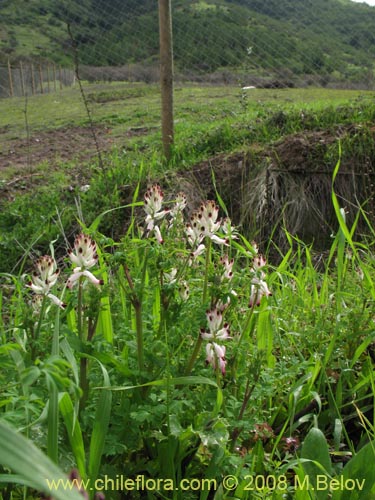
[0,125,117,171]
[0,124,149,201]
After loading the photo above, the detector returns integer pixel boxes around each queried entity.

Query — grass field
[1,82,375,500]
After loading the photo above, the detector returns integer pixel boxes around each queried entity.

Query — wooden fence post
[53,63,57,92]
[31,63,36,95]
[59,66,63,90]
[39,64,44,94]
[47,64,51,93]
[7,59,14,97]
[158,0,174,161]
[20,61,25,96]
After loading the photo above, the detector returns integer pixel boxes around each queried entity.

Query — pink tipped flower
[170,192,187,220]
[29,255,59,293]
[68,233,99,269]
[187,200,228,258]
[200,308,231,341]
[249,277,272,307]
[27,255,65,309]
[153,225,164,244]
[194,200,222,239]
[67,234,103,289]
[144,184,169,231]
[206,342,227,375]
[67,269,103,289]
[186,221,204,248]
[253,254,267,271]
[222,217,239,239]
[207,308,223,334]
[179,281,190,301]
[220,255,234,280]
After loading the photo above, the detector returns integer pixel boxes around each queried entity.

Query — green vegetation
[1,154,375,499]
[1,0,375,84]
[1,82,375,499]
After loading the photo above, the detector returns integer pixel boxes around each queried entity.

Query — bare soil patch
[0,124,149,201]
[0,125,114,172]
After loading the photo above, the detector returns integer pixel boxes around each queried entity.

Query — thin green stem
[185,238,212,375]
[135,302,144,371]
[31,295,48,361]
[123,264,144,371]
[202,237,211,305]
[77,279,89,414]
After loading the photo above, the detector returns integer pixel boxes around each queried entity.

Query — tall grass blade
[59,392,86,480]
[88,360,112,485]
[0,420,83,500]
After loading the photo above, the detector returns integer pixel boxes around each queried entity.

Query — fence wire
[1,0,374,170]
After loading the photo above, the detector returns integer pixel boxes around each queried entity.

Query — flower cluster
[27,255,65,309]
[67,234,103,289]
[143,184,170,243]
[27,234,103,308]
[219,254,234,281]
[143,185,188,243]
[186,200,228,258]
[201,307,231,375]
[249,244,272,307]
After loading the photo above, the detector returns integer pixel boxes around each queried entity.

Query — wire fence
[1,0,375,170]
[0,61,75,98]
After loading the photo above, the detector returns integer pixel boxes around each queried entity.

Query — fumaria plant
[0,175,375,499]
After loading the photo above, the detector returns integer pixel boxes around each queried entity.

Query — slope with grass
[1,84,375,272]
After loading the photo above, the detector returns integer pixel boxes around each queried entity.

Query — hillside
[1,0,375,83]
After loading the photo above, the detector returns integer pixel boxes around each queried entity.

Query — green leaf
[109,375,220,391]
[20,366,41,387]
[0,420,83,500]
[106,376,223,416]
[88,361,112,483]
[89,202,143,233]
[301,427,332,500]
[59,393,86,480]
[331,440,375,500]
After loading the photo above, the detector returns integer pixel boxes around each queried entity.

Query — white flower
[67,268,103,289]
[194,201,225,240]
[68,233,98,269]
[178,281,190,301]
[220,255,234,281]
[248,245,271,307]
[163,268,178,285]
[170,192,187,221]
[249,277,272,307]
[200,308,231,341]
[27,255,65,309]
[67,234,103,289]
[252,254,267,271]
[144,184,169,232]
[143,185,170,244]
[221,217,239,239]
[205,342,227,375]
[186,200,228,258]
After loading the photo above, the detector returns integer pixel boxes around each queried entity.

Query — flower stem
[77,279,89,414]
[202,237,211,305]
[123,264,144,371]
[185,238,212,375]
[31,295,48,361]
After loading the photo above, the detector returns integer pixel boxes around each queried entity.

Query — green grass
[1,82,375,498]
[0,83,372,148]
[1,175,375,499]
[1,83,375,275]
